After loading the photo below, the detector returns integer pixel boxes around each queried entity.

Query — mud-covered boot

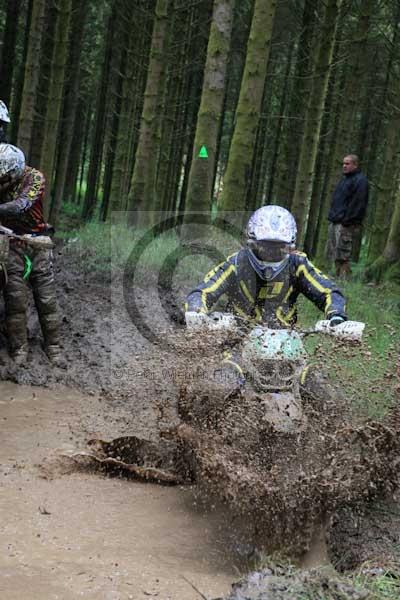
[45,344,66,369]
[7,313,28,365]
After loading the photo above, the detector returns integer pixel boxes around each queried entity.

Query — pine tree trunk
[366,191,400,282]
[100,7,129,221]
[171,1,212,219]
[113,4,155,212]
[30,0,58,168]
[10,0,32,144]
[153,6,187,218]
[0,0,22,106]
[367,124,400,262]
[82,4,116,221]
[50,0,88,226]
[76,102,93,205]
[128,0,171,221]
[291,0,342,245]
[276,0,317,202]
[304,36,342,258]
[383,194,400,263]
[108,5,141,215]
[184,0,234,220]
[50,0,88,225]
[265,42,294,205]
[64,98,85,205]
[17,0,46,156]
[40,0,72,219]
[247,57,275,211]
[220,0,277,212]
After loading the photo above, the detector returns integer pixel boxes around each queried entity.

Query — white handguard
[0,225,13,236]
[20,234,54,249]
[185,311,208,329]
[185,311,237,331]
[0,226,54,249]
[314,319,365,341]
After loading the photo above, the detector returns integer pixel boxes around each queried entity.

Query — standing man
[327,154,369,278]
[0,143,63,366]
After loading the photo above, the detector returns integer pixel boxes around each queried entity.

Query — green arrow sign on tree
[198,145,208,158]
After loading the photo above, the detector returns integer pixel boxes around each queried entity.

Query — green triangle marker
[198,145,209,158]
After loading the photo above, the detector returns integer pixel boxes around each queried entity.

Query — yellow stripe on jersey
[295,264,332,315]
[201,263,235,311]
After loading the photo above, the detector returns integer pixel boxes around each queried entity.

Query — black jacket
[186,249,347,326]
[0,126,7,143]
[328,170,368,226]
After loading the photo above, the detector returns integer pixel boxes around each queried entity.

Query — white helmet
[246,206,297,280]
[0,144,25,180]
[0,101,10,123]
[246,205,297,244]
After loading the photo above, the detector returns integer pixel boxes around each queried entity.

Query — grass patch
[297,279,399,419]
[353,572,400,599]
[59,220,232,288]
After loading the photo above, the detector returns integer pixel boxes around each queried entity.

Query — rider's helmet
[245,205,297,280]
[0,101,10,123]
[0,144,25,187]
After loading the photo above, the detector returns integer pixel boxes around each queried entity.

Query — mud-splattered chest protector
[234,251,293,327]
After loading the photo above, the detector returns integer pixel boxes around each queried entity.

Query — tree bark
[50,0,88,226]
[184,0,234,222]
[291,0,342,245]
[128,0,171,222]
[220,0,277,212]
[0,0,22,107]
[40,0,72,219]
[17,0,46,156]
[82,3,116,221]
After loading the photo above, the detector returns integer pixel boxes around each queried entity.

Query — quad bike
[0,224,54,290]
[183,311,365,434]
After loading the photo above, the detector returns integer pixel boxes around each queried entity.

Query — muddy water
[0,383,235,600]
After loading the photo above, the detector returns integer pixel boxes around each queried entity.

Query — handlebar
[0,225,54,250]
[185,311,365,342]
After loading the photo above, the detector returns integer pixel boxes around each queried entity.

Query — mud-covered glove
[185,311,208,329]
[329,315,346,327]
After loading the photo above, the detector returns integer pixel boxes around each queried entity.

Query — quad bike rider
[0,143,63,366]
[184,205,348,402]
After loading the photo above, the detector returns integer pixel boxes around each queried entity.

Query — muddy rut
[0,382,237,600]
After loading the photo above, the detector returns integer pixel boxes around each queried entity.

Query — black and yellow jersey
[186,249,346,326]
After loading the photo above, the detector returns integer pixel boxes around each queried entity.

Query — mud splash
[173,377,400,558]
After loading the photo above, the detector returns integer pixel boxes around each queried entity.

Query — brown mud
[1,248,400,599]
[0,382,236,599]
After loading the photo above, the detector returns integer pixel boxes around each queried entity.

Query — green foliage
[298,279,400,419]
[353,572,400,599]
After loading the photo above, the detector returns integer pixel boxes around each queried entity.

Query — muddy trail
[1,246,400,599]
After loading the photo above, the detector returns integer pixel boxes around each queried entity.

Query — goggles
[247,240,290,263]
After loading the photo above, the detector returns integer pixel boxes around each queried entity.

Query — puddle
[0,383,235,599]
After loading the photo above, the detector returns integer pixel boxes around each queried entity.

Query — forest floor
[1,247,400,599]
